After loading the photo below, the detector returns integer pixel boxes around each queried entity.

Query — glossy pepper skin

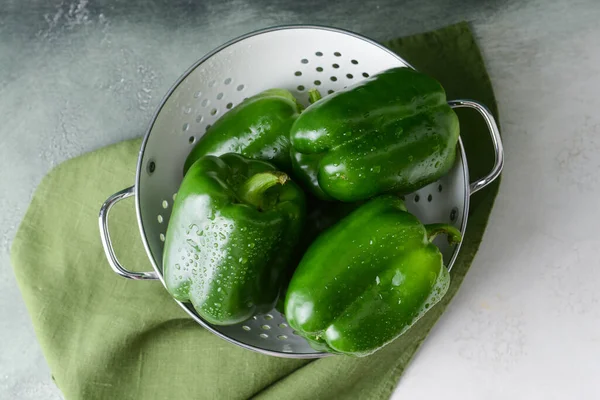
[275,197,364,313]
[284,195,461,356]
[163,153,305,325]
[184,89,303,174]
[289,67,460,202]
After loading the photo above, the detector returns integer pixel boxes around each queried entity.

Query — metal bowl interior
[134,26,469,357]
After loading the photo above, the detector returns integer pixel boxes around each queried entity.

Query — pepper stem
[308,89,322,104]
[237,171,288,211]
[425,224,462,245]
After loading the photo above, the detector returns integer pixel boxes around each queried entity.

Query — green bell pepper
[275,197,364,313]
[184,88,303,174]
[284,195,461,356]
[164,153,306,325]
[289,67,460,202]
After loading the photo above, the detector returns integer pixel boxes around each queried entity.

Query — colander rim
[133,24,470,358]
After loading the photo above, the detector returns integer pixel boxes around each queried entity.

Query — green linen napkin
[11,22,500,400]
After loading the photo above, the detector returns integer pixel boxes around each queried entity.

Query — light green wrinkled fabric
[11,22,501,400]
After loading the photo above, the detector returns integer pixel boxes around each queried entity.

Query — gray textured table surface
[2,0,600,398]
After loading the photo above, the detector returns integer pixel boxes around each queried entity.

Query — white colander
[99,25,503,358]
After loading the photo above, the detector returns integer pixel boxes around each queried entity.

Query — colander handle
[99,186,159,280]
[448,99,504,195]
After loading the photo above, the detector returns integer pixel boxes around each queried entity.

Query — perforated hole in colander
[146,160,155,174]
[450,207,459,221]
